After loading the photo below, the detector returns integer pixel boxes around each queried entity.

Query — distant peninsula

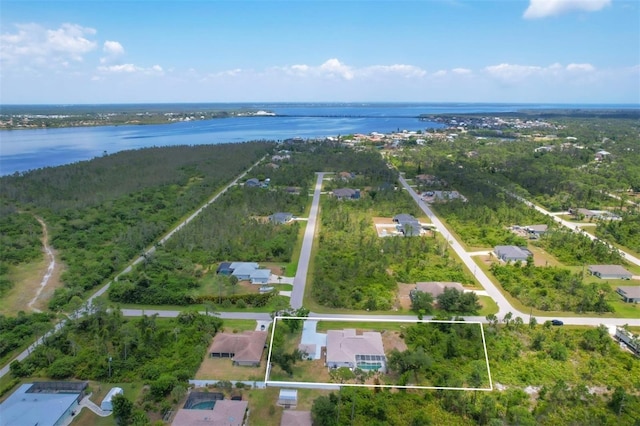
[0,104,276,130]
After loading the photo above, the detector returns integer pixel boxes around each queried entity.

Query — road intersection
[2,167,639,380]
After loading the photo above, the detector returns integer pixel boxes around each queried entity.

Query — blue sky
[1,0,638,104]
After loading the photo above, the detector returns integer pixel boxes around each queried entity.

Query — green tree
[112,393,134,426]
[411,291,434,314]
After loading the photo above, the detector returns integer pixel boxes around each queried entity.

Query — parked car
[551,319,564,326]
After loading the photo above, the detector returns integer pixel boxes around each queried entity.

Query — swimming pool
[190,401,216,410]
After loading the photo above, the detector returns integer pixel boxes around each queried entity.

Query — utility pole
[108,356,112,379]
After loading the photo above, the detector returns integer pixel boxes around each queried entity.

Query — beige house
[326,329,386,372]
[208,331,268,366]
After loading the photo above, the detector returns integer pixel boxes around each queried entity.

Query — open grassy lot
[245,387,331,426]
[0,255,64,315]
[195,355,267,382]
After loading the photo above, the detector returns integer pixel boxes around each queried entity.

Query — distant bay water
[0,102,636,176]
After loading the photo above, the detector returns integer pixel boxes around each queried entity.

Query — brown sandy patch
[382,330,408,352]
[397,283,414,310]
[373,217,396,225]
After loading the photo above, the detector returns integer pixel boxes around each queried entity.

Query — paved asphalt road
[2,168,639,380]
[399,175,640,327]
[290,172,325,309]
[509,192,640,267]
[0,158,264,379]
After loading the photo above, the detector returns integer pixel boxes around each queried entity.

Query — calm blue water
[0,103,636,175]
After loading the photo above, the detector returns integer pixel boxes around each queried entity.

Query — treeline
[249,142,398,189]
[490,263,613,312]
[0,142,273,311]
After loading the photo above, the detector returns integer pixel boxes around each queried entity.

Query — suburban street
[398,175,640,327]
[2,167,639,381]
[290,172,325,309]
[508,192,640,267]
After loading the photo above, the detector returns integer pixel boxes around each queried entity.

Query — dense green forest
[165,185,305,265]
[0,311,54,365]
[534,228,626,265]
[108,142,404,308]
[490,263,613,312]
[312,322,640,426]
[0,208,42,297]
[597,213,640,255]
[9,307,222,422]
[0,142,273,310]
[387,322,489,388]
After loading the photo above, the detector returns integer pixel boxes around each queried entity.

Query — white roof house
[326,329,386,373]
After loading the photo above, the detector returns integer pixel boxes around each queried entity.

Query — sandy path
[27,216,56,312]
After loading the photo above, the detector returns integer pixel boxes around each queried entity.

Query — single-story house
[270,212,293,224]
[411,282,464,299]
[230,262,261,280]
[393,213,417,224]
[172,400,248,426]
[494,246,532,262]
[216,262,233,275]
[616,286,640,303]
[526,224,548,237]
[245,178,261,187]
[415,174,439,184]
[209,331,268,366]
[0,382,88,426]
[400,221,422,236]
[326,329,387,373]
[431,190,467,202]
[281,411,312,426]
[337,171,355,181]
[100,387,123,411]
[250,269,271,285]
[277,389,298,408]
[332,188,360,200]
[588,265,632,280]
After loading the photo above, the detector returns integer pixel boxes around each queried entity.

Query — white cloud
[484,62,596,83]
[1,23,97,68]
[362,64,427,78]
[319,58,354,80]
[103,40,124,56]
[451,67,472,75]
[97,63,163,75]
[278,59,426,80]
[523,0,611,19]
[566,63,595,72]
